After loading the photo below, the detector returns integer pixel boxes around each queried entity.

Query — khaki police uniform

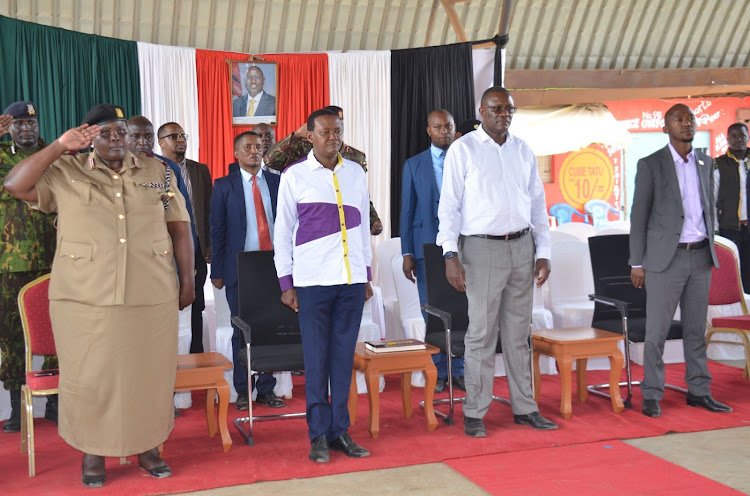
[31,150,190,456]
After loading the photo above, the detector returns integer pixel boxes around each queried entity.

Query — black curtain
[390,42,476,237]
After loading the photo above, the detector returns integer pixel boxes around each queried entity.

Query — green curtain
[0,16,141,143]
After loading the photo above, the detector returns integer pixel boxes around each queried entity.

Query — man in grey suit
[629,103,731,418]
[232,66,276,118]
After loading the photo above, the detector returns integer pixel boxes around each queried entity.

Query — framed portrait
[228,60,278,126]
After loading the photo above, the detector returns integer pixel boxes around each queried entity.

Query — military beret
[3,101,38,119]
[324,106,344,120]
[457,119,481,136]
[82,104,126,127]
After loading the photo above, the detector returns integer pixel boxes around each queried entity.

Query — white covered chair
[374,237,404,340]
[549,239,595,328]
[554,222,599,241]
[390,254,429,386]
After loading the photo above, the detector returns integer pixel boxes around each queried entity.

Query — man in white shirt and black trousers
[436,86,558,437]
[274,108,373,462]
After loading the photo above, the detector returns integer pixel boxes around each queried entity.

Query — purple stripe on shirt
[295,202,362,246]
[278,275,294,292]
[367,266,372,281]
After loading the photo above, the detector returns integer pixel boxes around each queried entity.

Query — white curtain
[137,42,200,160]
[327,51,392,250]
[472,48,502,117]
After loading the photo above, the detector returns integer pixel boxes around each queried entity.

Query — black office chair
[420,243,510,425]
[231,251,306,446]
[588,234,687,409]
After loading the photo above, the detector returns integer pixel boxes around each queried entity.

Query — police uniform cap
[323,106,344,120]
[3,101,38,119]
[457,119,481,136]
[82,104,126,127]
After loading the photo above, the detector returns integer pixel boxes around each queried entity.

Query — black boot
[45,394,58,424]
[3,389,21,433]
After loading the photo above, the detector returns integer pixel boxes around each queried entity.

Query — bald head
[480,86,511,106]
[126,115,155,154]
[426,109,455,150]
[664,104,692,123]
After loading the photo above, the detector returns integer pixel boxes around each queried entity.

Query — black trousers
[191,244,207,353]
[719,225,750,291]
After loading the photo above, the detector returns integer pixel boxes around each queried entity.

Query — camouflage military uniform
[0,140,57,391]
[265,133,381,229]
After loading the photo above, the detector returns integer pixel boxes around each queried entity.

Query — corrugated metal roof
[2,0,748,69]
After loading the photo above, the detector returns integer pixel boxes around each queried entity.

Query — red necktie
[251,176,273,251]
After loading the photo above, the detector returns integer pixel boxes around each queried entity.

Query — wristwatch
[444,251,457,259]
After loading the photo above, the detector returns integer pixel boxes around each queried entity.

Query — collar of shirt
[239,167,265,185]
[430,144,446,162]
[306,149,343,172]
[475,124,517,147]
[89,150,139,173]
[667,142,695,166]
[249,90,265,103]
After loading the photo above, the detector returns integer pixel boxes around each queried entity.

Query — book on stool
[364,339,426,353]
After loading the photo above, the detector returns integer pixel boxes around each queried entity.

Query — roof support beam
[506,68,750,106]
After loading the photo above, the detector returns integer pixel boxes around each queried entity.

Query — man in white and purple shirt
[274,108,372,463]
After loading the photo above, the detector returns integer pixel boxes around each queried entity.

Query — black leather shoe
[45,394,58,424]
[464,416,486,437]
[256,391,286,408]
[434,378,446,394]
[81,453,106,488]
[329,433,370,458]
[3,389,20,433]
[686,392,732,413]
[174,407,180,418]
[452,376,466,392]
[235,391,249,410]
[642,399,661,417]
[513,411,558,430]
[138,448,172,479]
[309,435,329,463]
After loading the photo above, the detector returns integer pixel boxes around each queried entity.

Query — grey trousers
[643,245,713,401]
[460,233,537,418]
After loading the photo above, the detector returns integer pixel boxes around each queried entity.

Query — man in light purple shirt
[629,103,730,418]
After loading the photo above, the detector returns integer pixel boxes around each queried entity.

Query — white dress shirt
[245,90,266,116]
[274,151,372,291]
[436,125,551,259]
[667,143,707,243]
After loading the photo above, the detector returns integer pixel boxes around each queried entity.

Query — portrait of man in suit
[232,63,277,125]
[629,103,731,418]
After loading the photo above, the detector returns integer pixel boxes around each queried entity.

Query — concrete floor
[185,361,750,496]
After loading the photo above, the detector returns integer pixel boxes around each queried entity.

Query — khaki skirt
[49,299,178,456]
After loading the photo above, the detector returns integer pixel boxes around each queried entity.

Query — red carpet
[446,440,746,495]
[1,362,748,495]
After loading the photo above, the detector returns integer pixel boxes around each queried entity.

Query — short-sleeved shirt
[0,141,56,274]
[31,151,190,307]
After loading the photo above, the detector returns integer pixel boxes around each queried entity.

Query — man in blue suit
[400,109,465,393]
[210,131,285,410]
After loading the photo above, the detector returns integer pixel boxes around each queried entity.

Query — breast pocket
[71,179,101,206]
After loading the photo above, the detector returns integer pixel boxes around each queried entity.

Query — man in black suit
[629,103,731,418]
[158,122,213,354]
[232,66,276,118]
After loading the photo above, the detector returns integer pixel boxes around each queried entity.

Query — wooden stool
[348,342,440,438]
[174,352,233,452]
[532,327,625,420]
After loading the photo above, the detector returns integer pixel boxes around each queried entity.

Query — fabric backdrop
[0,15,140,143]
[389,42,476,237]
[328,51,392,247]
[196,50,329,180]
[137,42,201,160]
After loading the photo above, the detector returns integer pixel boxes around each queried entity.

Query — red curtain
[196,49,329,181]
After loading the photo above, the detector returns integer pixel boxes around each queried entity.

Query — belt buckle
[686,242,692,251]
[504,233,511,241]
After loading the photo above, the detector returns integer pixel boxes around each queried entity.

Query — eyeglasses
[480,105,517,116]
[159,133,189,141]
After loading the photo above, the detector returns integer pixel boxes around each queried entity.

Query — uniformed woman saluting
[3,104,195,488]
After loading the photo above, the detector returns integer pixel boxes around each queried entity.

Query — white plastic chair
[374,238,404,340]
[549,239,595,329]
